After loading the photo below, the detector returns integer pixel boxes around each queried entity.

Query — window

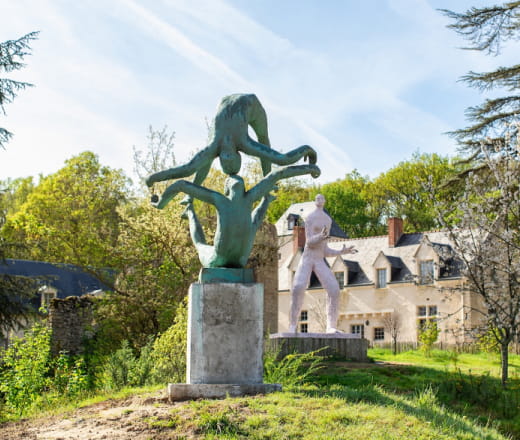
[41,291,56,307]
[351,324,364,338]
[419,260,434,285]
[377,268,387,288]
[334,271,345,288]
[374,327,385,341]
[417,305,438,333]
[299,310,308,333]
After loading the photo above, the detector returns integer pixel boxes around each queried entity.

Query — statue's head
[315,193,325,208]
[224,174,245,197]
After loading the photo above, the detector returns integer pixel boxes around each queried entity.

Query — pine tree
[0,31,39,149]
[440,3,520,161]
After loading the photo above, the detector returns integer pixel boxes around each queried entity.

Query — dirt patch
[0,392,193,440]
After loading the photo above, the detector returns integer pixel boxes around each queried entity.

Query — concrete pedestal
[168,282,281,401]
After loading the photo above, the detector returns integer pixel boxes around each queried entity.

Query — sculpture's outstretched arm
[152,179,224,210]
[247,164,321,203]
[242,139,317,169]
[324,244,357,257]
[145,142,218,187]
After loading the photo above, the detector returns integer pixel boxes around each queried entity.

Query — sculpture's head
[315,193,325,208]
[224,174,245,197]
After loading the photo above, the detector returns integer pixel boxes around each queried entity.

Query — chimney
[388,217,403,247]
[293,226,306,254]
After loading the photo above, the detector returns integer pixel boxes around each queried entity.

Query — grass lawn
[1,349,518,439]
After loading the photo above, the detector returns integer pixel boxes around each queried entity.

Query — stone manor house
[275,202,484,347]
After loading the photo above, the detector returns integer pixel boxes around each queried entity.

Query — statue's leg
[315,261,341,333]
[243,138,317,168]
[289,261,312,332]
[145,143,218,187]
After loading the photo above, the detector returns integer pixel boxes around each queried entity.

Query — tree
[369,153,462,233]
[265,175,315,224]
[382,312,402,355]
[0,32,39,149]
[95,127,198,349]
[436,152,520,386]
[2,151,129,272]
[312,170,380,237]
[441,3,520,162]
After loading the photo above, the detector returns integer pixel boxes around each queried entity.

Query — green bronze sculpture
[152,165,320,268]
[146,94,321,270]
[145,94,317,190]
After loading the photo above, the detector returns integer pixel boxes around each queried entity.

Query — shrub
[418,320,439,357]
[0,324,51,415]
[150,299,187,384]
[263,347,325,387]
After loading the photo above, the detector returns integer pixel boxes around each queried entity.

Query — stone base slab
[271,332,361,339]
[168,383,282,401]
[268,334,369,362]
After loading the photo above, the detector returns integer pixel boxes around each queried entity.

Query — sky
[0,0,518,186]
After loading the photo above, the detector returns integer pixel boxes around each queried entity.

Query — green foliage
[100,339,156,390]
[2,151,129,271]
[269,153,462,237]
[51,352,90,397]
[0,32,39,148]
[0,324,51,415]
[150,299,187,384]
[370,152,461,232]
[263,347,324,388]
[418,320,440,357]
[265,175,315,224]
[311,170,381,237]
[97,200,197,350]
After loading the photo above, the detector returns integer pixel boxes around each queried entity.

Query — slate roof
[324,231,463,287]
[279,227,464,290]
[0,259,110,298]
[275,201,348,238]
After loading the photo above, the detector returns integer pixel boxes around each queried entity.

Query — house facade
[276,203,484,347]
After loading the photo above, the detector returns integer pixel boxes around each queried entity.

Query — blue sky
[0,0,517,185]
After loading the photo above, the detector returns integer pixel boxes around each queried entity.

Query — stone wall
[48,295,95,356]
[248,222,278,334]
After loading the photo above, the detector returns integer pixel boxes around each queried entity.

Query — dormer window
[419,260,434,285]
[377,268,387,288]
[287,214,300,230]
[334,271,345,288]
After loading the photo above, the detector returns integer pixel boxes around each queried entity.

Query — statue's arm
[145,142,218,187]
[247,164,321,202]
[153,180,223,209]
[252,193,276,229]
[324,244,358,257]
[306,224,328,246]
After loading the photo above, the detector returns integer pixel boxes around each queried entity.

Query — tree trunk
[500,342,509,387]
[393,337,397,355]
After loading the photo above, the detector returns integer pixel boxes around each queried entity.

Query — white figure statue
[288,194,357,333]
